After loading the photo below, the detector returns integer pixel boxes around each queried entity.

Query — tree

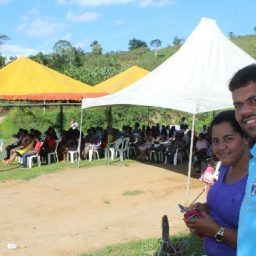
[128,38,148,50]
[52,40,80,70]
[0,33,10,56]
[0,55,6,67]
[31,52,49,65]
[228,32,235,39]
[254,26,256,34]
[150,39,162,57]
[53,40,73,55]
[172,36,184,46]
[90,40,103,55]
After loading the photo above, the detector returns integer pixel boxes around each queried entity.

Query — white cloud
[139,0,175,7]
[0,0,10,5]
[3,43,38,57]
[66,11,101,22]
[113,19,125,25]
[75,41,86,49]
[16,9,64,37]
[74,0,132,5]
[56,0,72,4]
[56,0,175,7]
[61,33,72,41]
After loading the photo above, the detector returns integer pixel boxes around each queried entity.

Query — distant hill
[115,35,256,72]
[25,34,256,86]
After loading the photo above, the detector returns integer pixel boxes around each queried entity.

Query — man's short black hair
[229,64,256,92]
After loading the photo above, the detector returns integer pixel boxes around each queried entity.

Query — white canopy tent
[81,17,255,203]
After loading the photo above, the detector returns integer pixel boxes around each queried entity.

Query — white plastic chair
[164,147,183,165]
[109,138,123,160]
[27,153,41,168]
[148,143,161,162]
[47,140,60,164]
[128,138,138,157]
[68,143,80,163]
[27,142,44,168]
[120,137,130,160]
[88,142,101,161]
[173,147,183,165]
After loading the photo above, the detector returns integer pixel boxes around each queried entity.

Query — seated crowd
[2,119,213,172]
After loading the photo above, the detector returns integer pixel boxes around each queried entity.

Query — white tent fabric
[81,17,255,203]
[82,17,255,113]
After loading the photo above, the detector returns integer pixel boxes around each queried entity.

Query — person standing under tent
[228,63,256,256]
[180,116,188,130]
[70,118,78,130]
[201,124,208,136]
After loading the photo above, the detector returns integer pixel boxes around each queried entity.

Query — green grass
[79,234,203,256]
[0,156,136,181]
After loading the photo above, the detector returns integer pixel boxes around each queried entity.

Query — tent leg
[107,106,112,164]
[185,113,195,205]
[147,107,150,126]
[60,105,63,135]
[78,104,83,168]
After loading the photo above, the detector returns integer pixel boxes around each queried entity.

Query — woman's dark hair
[229,64,256,92]
[210,110,244,137]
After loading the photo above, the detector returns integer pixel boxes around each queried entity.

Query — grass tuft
[122,190,145,196]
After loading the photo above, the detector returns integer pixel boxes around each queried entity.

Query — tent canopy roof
[94,66,149,94]
[82,17,255,114]
[0,57,106,101]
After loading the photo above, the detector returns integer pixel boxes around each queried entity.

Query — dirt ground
[0,162,205,256]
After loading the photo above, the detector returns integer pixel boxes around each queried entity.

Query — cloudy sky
[0,0,255,57]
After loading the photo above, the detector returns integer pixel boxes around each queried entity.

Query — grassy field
[0,152,135,181]
[79,234,203,256]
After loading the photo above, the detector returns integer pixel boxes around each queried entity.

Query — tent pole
[78,103,83,168]
[43,100,46,115]
[147,107,150,126]
[107,106,112,164]
[60,105,63,134]
[185,113,196,206]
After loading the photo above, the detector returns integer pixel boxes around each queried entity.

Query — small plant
[122,190,145,196]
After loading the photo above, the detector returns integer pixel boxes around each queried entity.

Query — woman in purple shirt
[184,110,250,256]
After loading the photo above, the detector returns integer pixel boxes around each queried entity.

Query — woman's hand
[184,212,219,237]
[188,202,208,214]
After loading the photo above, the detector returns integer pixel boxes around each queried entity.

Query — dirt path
[0,162,204,256]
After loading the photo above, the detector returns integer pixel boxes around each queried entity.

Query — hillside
[105,35,256,72]
[24,34,256,86]
[0,35,255,138]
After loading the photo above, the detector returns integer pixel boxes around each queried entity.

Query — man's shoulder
[251,144,256,157]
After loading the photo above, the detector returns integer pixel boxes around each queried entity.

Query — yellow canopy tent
[94,66,149,93]
[0,57,106,101]
[0,57,108,133]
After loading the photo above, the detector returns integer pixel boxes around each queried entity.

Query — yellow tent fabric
[0,57,106,101]
[94,66,149,94]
